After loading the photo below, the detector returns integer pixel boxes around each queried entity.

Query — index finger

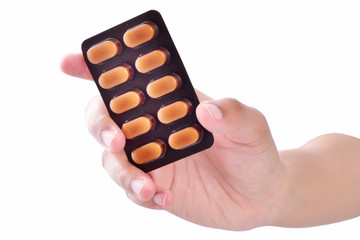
[60,53,93,80]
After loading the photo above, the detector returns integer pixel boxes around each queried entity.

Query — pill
[168,126,202,150]
[131,140,165,164]
[135,49,169,73]
[99,65,133,89]
[123,22,158,48]
[121,115,155,139]
[82,10,215,172]
[157,99,191,124]
[110,90,144,114]
[146,74,181,98]
[87,39,121,64]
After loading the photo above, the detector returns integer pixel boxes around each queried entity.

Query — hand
[61,53,285,230]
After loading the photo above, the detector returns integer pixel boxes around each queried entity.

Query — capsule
[110,90,144,114]
[121,115,155,139]
[87,39,121,64]
[131,140,165,164]
[168,126,202,150]
[99,65,132,89]
[157,99,191,124]
[135,49,169,73]
[123,22,158,48]
[146,74,181,98]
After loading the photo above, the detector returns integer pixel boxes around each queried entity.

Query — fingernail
[130,179,145,199]
[203,102,223,121]
[100,130,117,148]
[153,193,166,207]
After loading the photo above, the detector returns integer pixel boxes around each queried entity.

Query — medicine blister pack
[81,10,214,172]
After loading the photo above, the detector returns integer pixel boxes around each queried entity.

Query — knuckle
[85,96,100,111]
[88,113,108,139]
[101,150,109,169]
[125,192,142,205]
[126,192,153,209]
[85,96,106,132]
[113,166,128,188]
[221,98,244,113]
[252,107,267,124]
[102,151,129,189]
[249,107,270,137]
[222,98,243,111]
[84,96,101,120]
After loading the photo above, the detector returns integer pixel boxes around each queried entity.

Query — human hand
[61,53,286,230]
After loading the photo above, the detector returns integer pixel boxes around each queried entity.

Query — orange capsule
[168,126,202,150]
[135,49,169,73]
[99,65,133,89]
[131,140,165,164]
[157,99,192,124]
[109,90,144,114]
[123,22,158,48]
[87,39,121,64]
[146,74,181,98]
[121,115,155,139]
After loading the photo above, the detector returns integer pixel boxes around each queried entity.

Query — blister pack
[81,10,214,172]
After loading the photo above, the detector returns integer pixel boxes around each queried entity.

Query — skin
[61,53,360,231]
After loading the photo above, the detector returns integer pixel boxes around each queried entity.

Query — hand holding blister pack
[81,10,214,172]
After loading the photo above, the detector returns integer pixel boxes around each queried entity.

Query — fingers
[86,96,174,208]
[60,53,93,80]
[85,96,125,153]
[126,189,174,209]
[196,98,273,146]
[102,150,155,201]
[102,150,174,208]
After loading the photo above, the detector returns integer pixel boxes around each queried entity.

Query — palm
[148,129,282,230]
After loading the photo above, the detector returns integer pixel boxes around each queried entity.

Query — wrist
[264,149,299,227]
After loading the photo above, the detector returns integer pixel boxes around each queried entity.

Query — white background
[0,0,359,239]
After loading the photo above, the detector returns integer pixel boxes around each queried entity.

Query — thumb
[196,98,273,146]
